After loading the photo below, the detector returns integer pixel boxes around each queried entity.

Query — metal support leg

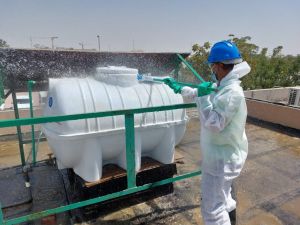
[11,90,26,166]
[28,81,36,164]
[125,113,136,188]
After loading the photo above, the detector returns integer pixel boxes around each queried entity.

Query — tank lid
[96,66,138,74]
[94,66,139,87]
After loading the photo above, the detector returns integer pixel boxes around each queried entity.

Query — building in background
[1,91,47,110]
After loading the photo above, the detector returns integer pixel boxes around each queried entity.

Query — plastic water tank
[43,66,188,182]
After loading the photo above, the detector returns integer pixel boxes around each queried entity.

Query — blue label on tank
[137,73,143,80]
[48,97,53,107]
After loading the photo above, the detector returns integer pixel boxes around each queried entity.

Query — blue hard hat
[208,41,242,64]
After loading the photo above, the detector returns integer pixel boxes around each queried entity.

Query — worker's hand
[181,86,197,99]
[163,77,182,94]
[197,81,214,97]
[162,77,176,86]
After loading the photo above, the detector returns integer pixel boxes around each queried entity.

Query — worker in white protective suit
[165,40,251,225]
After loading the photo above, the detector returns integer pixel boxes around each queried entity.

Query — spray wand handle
[176,54,206,83]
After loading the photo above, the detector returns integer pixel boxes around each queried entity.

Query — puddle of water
[281,197,300,219]
[245,210,283,225]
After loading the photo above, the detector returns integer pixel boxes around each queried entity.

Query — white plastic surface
[43,66,188,182]
[233,61,251,78]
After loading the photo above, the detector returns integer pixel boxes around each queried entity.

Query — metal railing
[0,88,200,224]
[0,51,205,223]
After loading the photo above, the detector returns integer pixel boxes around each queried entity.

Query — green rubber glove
[197,81,213,97]
[163,78,182,94]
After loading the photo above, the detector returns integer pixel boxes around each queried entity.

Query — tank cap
[94,66,139,87]
[96,66,138,75]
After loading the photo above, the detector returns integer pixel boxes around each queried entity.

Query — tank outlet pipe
[23,166,31,188]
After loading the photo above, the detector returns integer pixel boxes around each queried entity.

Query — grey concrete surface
[89,114,300,225]
[0,113,299,224]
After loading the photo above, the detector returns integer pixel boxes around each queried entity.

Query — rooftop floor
[89,113,300,225]
[0,112,300,224]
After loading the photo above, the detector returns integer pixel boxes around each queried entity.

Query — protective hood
[232,61,251,79]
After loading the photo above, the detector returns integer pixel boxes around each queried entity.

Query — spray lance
[137,73,199,88]
[137,54,217,93]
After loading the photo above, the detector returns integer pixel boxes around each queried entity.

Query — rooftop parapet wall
[0,48,188,91]
[244,87,291,105]
[246,98,300,130]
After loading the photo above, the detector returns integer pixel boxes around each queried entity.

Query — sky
[0,0,300,55]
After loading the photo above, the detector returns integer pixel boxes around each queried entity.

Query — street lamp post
[97,35,101,52]
[79,42,84,50]
[50,36,58,49]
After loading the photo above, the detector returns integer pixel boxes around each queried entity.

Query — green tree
[0,38,9,48]
[177,42,211,84]
[272,46,283,57]
[183,34,300,89]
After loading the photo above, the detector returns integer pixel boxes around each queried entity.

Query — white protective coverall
[181,62,251,225]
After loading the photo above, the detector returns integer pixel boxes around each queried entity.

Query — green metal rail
[0,103,196,128]
[0,53,204,223]
[28,80,36,165]
[2,171,201,225]
[0,101,199,225]
[11,91,26,166]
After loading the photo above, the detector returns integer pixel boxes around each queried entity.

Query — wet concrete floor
[0,111,300,224]
[88,113,300,225]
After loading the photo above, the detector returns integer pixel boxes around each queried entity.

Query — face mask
[209,67,218,82]
[210,73,218,82]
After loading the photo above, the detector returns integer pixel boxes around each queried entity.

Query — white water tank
[43,66,188,182]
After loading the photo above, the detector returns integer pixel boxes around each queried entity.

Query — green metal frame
[2,171,201,225]
[1,64,27,166]
[125,113,136,188]
[0,101,199,225]
[28,80,36,164]
[0,53,204,224]
[0,103,196,128]
[11,90,26,166]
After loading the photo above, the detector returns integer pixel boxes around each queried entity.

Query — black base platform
[0,157,177,224]
[62,157,177,223]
